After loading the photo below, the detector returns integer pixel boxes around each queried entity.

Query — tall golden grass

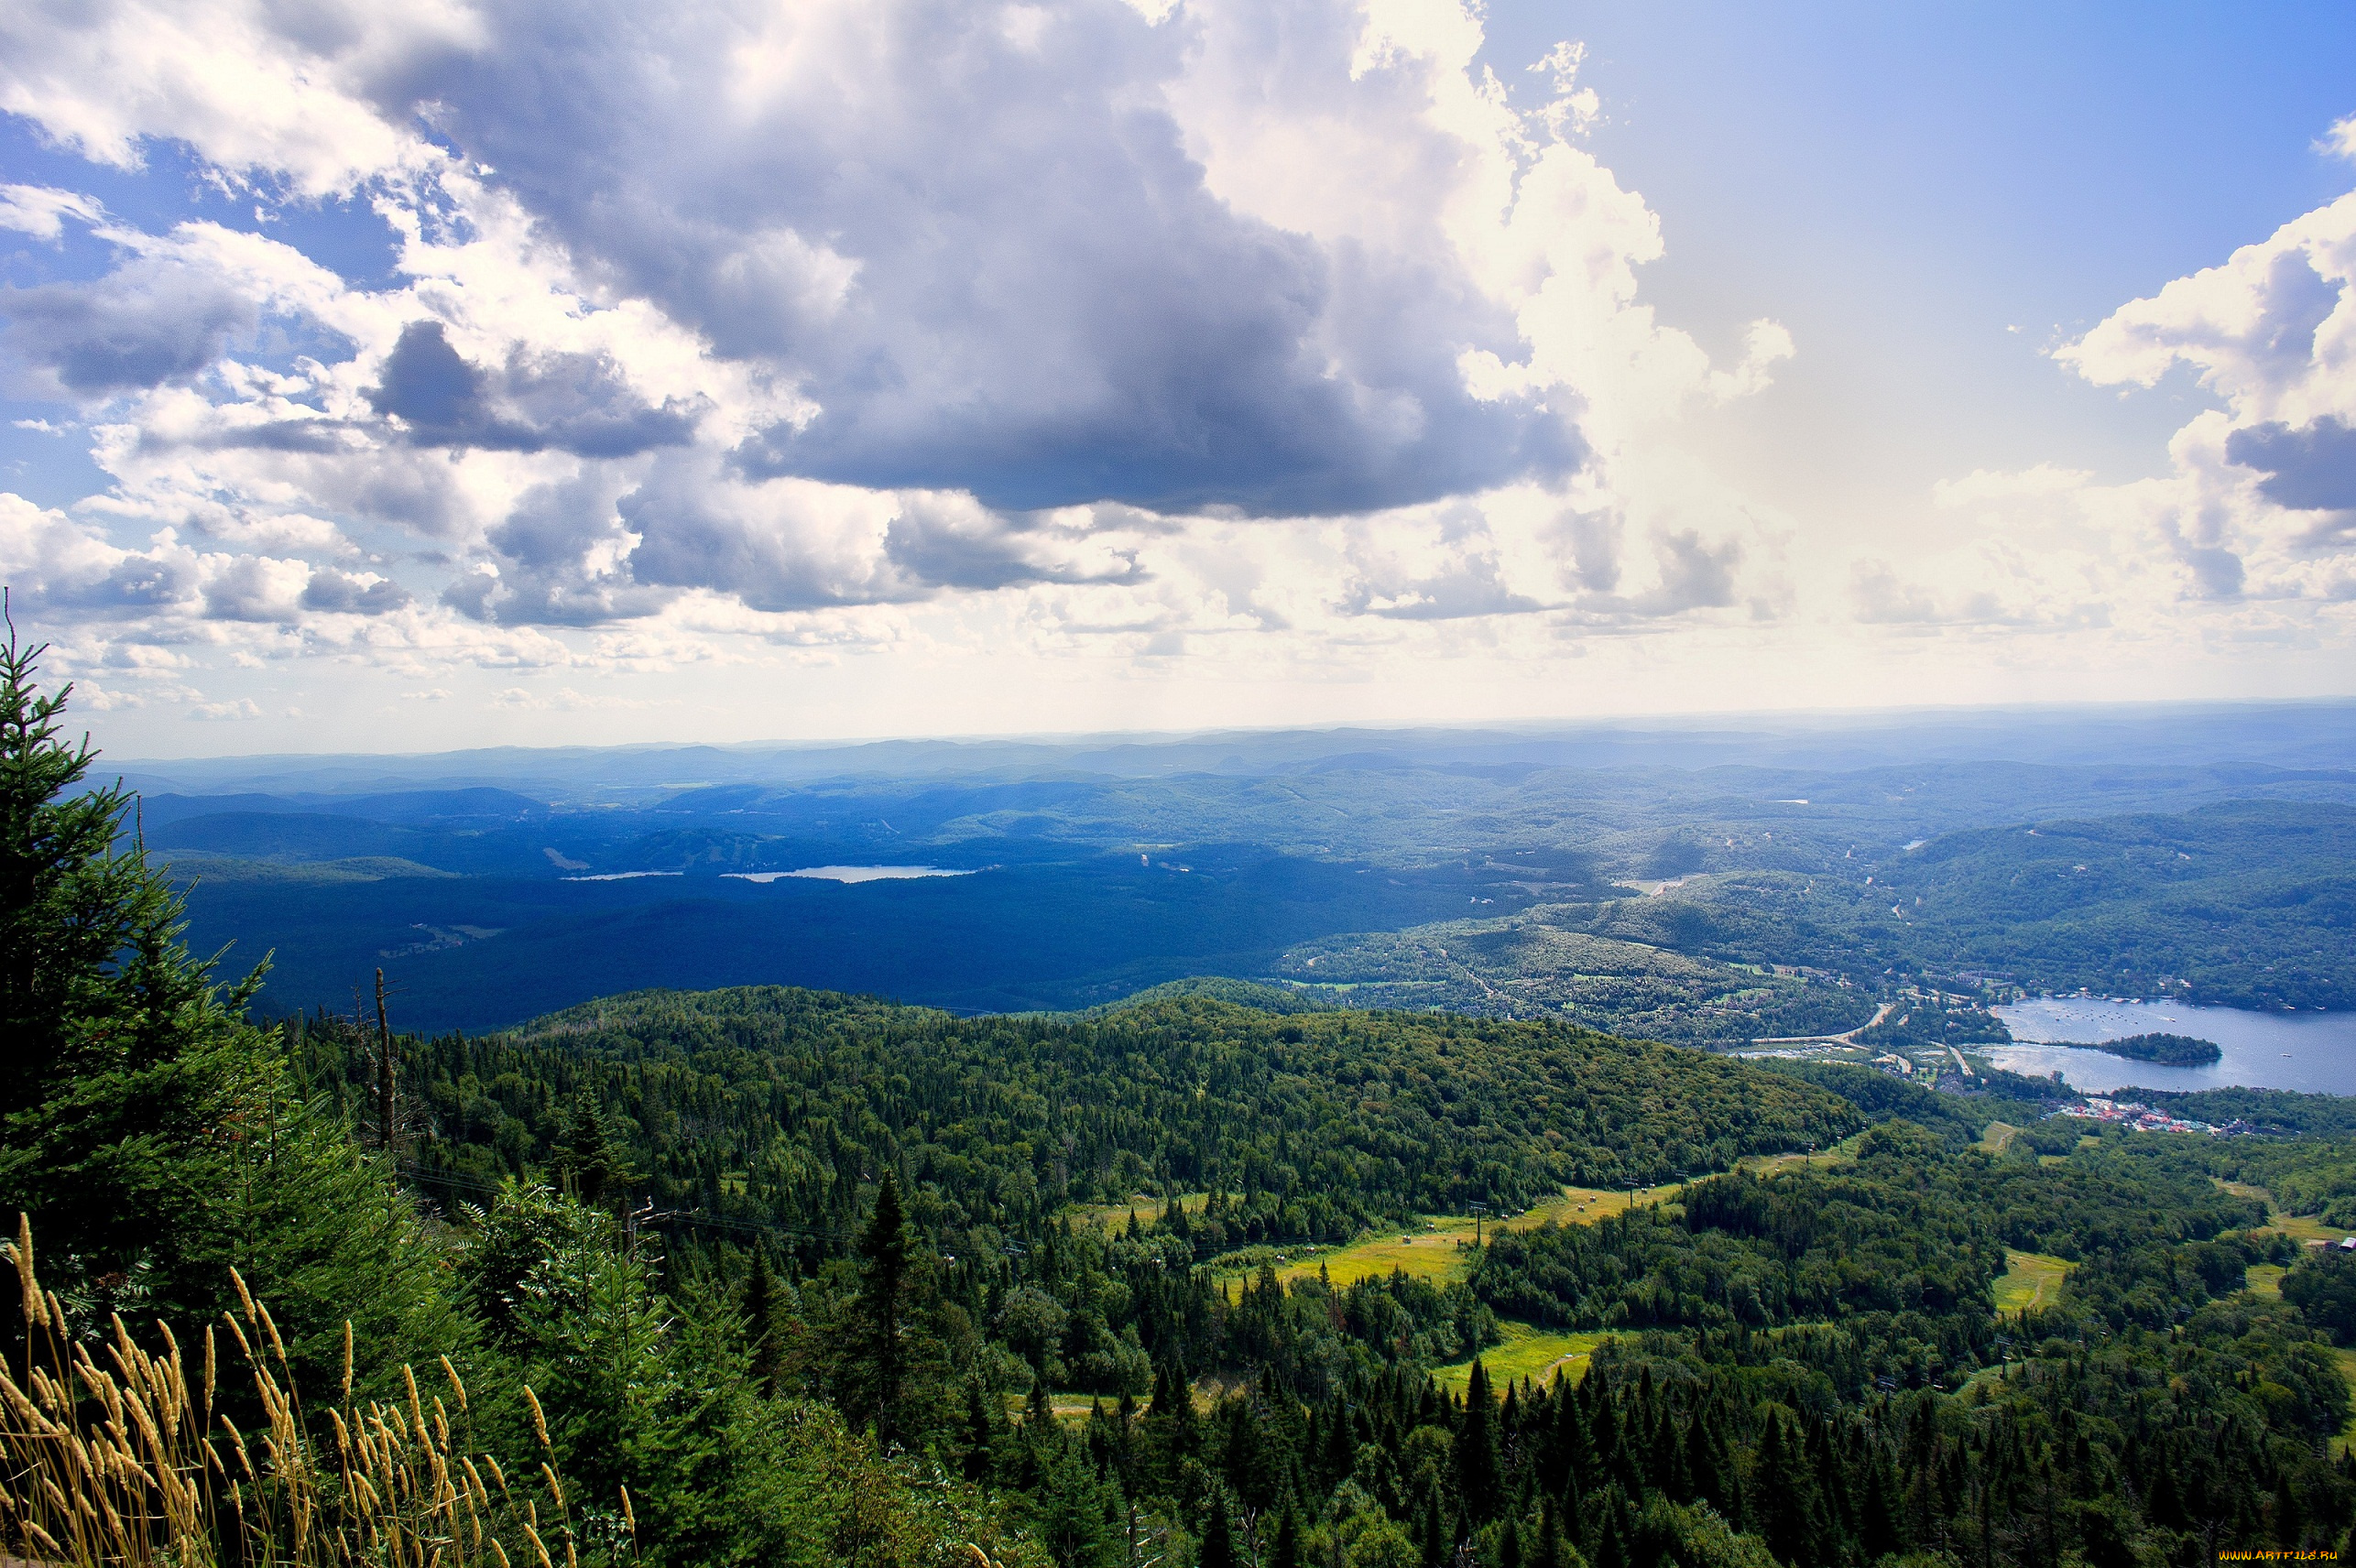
[0,1215,632,1568]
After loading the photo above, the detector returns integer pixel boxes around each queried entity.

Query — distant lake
[725,866,976,885]
[1989,996,2356,1094]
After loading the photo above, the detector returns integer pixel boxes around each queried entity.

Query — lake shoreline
[1989,996,2356,1095]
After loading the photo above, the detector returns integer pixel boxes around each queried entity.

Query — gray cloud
[301,567,411,614]
[444,470,674,626]
[882,496,1143,594]
[1340,506,1546,621]
[366,321,704,457]
[1,255,256,395]
[2227,414,2356,513]
[1345,555,1544,620]
[1629,529,1740,616]
[620,455,1140,615]
[355,0,1577,515]
[1554,508,1622,593]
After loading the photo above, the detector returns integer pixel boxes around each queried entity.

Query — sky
[2,1,2354,757]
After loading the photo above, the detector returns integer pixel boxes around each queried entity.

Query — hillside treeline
[293,985,1860,1260]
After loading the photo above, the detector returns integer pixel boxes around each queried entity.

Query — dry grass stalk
[0,1217,634,1568]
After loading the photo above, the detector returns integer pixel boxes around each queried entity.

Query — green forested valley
[7,643,2356,1568]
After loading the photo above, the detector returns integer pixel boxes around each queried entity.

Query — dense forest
[306,984,1860,1259]
[7,642,2356,1568]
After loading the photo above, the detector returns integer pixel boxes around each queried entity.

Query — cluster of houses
[2050,1095,2232,1136]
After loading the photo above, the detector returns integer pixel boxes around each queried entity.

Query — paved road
[1750,998,1896,1047]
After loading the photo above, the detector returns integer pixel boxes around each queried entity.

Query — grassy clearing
[1978,1122,2019,1155]
[1256,1228,1481,1289]
[1435,1323,1609,1396]
[2271,1211,2353,1247]
[1233,1181,1693,1290]
[2210,1179,2353,1247]
[1991,1250,2074,1313]
[1739,1138,1861,1179]
[1008,1391,1170,1426]
[1213,1150,1849,1294]
[1527,1181,1685,1227]
[2244,1263,2286,1299]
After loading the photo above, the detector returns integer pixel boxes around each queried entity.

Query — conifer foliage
[0,616,249,1299]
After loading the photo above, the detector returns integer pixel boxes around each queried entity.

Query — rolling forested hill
[1284,800,2356,1029]
[306,987,1862,1256]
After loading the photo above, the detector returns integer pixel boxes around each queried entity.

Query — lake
[725,865,976,885]
[1989,996,2356,1094]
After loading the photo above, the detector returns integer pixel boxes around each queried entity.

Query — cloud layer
[0,0,2347,738]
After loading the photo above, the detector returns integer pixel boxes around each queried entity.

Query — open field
[1523,1181,1685,1227]
[2215,1180,2354,1247]
[1212,1150,1850,1293]
[2244,1263,2286,1299]
[1253,1226,1481,1289]
[1435,1323,1609,1396]
[1737,1136,1863,1179]
[2269,1210,2353,1247]
[1227,1178,1696,1290]
[1977,1122,2019,1154]
[1991,1250,2075,1313]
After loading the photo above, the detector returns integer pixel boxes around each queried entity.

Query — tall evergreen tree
[0,619,459,1382]
[965,1378,1003,1482]
[1459,1359,1503,1523]
[1199,1490,1238,1568]
[1752,1410,1821,1568]
[0,621,252,1301]
[854,1171,913,1440]
[740,1246,780,1396]
[1269,1505,1302,1568]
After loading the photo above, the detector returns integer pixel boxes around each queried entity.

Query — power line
[392,1160,866,1247]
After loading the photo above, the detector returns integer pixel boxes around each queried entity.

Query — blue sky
[1511,4,2356,503]
[1,0,2352,756]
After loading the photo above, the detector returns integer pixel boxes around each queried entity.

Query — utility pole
[375,967,396,1155]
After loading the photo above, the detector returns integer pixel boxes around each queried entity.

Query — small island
[2084,1031,2223,1066]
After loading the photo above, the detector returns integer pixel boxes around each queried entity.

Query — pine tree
[1270,1505,1303,1568]
[548,1095,637,1203]
[1459,1359,1503,1522]
[0,622,254,1300]
[1752,1410,1822,1568]
[855,1171,913,1441]
[0,621,459,1382]
[1860,1446,1903,1561]
[1027,1373,1056,1435]
[1419,1488,1449,1568]
[1536,1497,1575,1568]
[965,1378,1002,1482]
[1200,1490,1238,1568]
[741,1246,780,1396]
